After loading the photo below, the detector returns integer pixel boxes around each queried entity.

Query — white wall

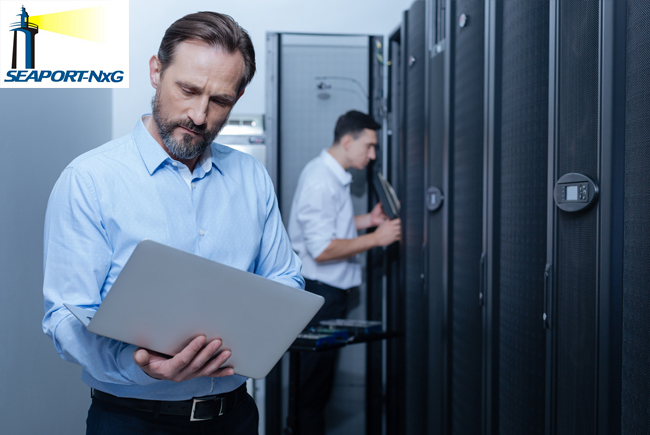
[0,89,113,435]
[112,0,413,138]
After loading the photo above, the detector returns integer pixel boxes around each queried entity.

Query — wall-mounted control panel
[554,173,599,212]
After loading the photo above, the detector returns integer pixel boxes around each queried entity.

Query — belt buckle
[190,397,224,421]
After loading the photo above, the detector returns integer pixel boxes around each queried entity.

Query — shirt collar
[134,115,220,176]
[198,145,213,174]
[320,149,353,186]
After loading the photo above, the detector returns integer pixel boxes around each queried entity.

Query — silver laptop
[65,239,323,380]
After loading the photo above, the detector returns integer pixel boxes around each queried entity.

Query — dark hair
[333,110,381,144]
[157,12,256,91]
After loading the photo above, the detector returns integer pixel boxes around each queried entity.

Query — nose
[188,96,209,126]
[369,146,376,161]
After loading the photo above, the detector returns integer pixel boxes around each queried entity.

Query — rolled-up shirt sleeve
[42,167,157,386]
[295,181,339,260]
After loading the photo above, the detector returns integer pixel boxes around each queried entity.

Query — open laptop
[65,239,323,380]
[372,171,401,220]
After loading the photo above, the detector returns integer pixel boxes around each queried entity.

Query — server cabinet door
[425,31,447,435]
[547,1,650,434]
[547,1,600,434]
[449,0,485,433]
[424,0,449,433]
[489,1,550,435]
[401,2,429,435]
[365,33,386,435]
[620,0,650,434]
[386,25,406,435]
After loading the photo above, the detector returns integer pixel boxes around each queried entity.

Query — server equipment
[264,0,650,433]
[479,1,551,435]
[448,1,485,434]
[388,0,650,434]
[401,2,429,435]
[620,1,650,433]
[265,32,385,435]
[385,23,406,435]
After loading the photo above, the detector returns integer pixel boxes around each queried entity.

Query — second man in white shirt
[287,110,401,434]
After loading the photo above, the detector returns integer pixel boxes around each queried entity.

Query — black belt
[91,382,247,421]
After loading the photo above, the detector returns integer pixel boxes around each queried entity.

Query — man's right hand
[372,218,402,247]
[133,336,234,382]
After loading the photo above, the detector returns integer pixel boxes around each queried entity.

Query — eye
[210,99,228,107]
[181,88,194,96]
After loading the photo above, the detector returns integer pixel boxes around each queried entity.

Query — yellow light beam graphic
[29,7,106,43]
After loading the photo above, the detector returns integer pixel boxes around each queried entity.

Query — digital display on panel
[566,185,578,201]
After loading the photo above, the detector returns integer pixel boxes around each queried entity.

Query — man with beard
[42,12,302,435]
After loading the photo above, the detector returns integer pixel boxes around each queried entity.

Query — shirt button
[200,229,205,236]
[172,162,178,167]
[192,183,196,189]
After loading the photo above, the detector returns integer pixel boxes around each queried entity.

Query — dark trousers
[86,389,259,435]
[299,279,350,435]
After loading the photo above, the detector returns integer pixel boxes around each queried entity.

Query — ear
[340,134,353,151]
[237,88,245,100]
[149,55,162,89]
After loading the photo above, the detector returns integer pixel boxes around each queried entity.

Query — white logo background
[0,0,129,88]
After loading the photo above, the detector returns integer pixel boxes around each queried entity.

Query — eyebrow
[176,81,237,103]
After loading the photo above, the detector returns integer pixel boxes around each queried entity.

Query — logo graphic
[10,6,38,69]
[1,1,129,88]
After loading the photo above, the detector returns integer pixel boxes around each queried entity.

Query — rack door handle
[479,252,486,306]
[543,264,552,329]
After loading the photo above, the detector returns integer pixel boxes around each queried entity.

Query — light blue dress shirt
[42,117,304,400]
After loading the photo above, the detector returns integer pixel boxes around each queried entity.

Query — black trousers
[86,388,259,434]
[299,279,350,435]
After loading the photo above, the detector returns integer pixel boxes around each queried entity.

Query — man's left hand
[133,336,234,382]
[369,203,389,227]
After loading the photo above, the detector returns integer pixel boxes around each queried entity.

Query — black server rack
[481,1,550,434]
[400,1,429,435]
[414,0,650,434]
[548,1,601,430]
[546,0,629,434]
[424,0,447,433]
[449,0,485,433]
[366,33,388,435]
[386,25,406,435]
[261,1,650,433]
[621,1,650,433]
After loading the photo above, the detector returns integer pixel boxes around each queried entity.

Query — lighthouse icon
[10,6,39,69]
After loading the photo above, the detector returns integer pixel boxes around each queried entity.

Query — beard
[151,92,226,160]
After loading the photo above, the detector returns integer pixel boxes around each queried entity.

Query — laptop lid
[65,239,323,379]
[372,171,400,220]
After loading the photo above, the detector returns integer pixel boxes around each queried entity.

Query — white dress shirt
[288,149,362,290]
[175,145,213,189]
